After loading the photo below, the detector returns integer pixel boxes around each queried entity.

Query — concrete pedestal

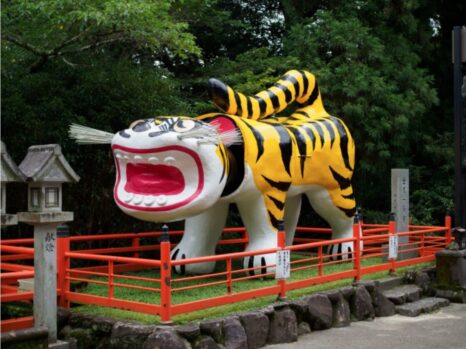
[18,212,73,345]
[435,249,466,303]
[1,213,18,226]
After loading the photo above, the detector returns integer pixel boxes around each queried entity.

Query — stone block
[332,293,351,328]
[110,322,157,349]
[142,329,187,349]
[239,312,269,349]
[305,294,333,330]
[193,336,223,349]
[382,285,421,305]
[267,307,298,344]
[200,319,223,344]
[350,285,375,321]
[222,317,247,349]
[371,287,395,317]
[395,297,450,317]
[175,323,201,341]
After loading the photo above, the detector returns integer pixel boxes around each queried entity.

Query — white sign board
[275,250,290,279]
[388,234,399,260]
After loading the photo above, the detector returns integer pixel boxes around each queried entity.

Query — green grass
[72,253,434,324]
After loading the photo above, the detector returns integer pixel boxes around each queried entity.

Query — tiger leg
[171,202,229,275]
[284,195,302,246]
[237,196,283,276]
[305,186,356,260]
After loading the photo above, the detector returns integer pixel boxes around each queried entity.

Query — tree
[282,1,444,221]
[1,0,200,73]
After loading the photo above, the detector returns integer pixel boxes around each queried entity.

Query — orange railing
[0,215,452,329]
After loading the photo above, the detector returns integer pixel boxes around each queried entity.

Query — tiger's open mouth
[112,145,204,211]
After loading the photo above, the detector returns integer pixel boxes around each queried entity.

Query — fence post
[56,224,70,308]
[445,209,452,246]
[132,233,140,258]
[160,225,172,323]
[389,213,397,274]
[353,215,361,281]
[277,220,287,300]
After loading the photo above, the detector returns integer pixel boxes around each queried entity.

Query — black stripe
[248,256,255,276]
[289,127,307,177]
[272,125,293,176]
[246,97,253,116]
[218,145,227,183]
[337,205,356,218]
[347,246,353,261]
[243,121,264,161]
[266,90,280,111]
[275,83,293,104]
[329,166,351,190]
[311,122,325,147]
[255,96,268,116]
[299,70,309,97]
[331,117,353,171]
[321,120,336,148]
[267,195,285,211]
[293,110,310,118]
[268,210,280,230]
[180,253,186,274]
[262,175,291,192]
[306,81,320,106]
[261,257,267,275]
[282,74,300,96]
[234,91,242,115]
[302,126,316,150]
[342,192,355,200]
[208,78,229,111]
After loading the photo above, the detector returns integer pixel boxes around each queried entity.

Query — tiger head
[111,117,231,223]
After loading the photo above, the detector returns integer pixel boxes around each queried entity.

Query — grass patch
[72,253,434,324]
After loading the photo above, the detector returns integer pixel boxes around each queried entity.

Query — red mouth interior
[124,163,185,195]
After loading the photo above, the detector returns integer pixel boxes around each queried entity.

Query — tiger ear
[207,117,242,147]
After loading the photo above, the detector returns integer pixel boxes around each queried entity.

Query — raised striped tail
[208,70,327,120]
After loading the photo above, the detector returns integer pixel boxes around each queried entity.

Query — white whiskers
[69,124,114,144]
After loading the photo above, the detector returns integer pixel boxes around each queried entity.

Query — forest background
[2,0,465,236]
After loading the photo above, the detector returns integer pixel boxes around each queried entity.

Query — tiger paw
[170,247,216,275]
[242,252,276,277]
[328,241,354,261]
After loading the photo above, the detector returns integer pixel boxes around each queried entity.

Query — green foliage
[283,2,445,219]
[0,0,458,232]
[2,0,200,73]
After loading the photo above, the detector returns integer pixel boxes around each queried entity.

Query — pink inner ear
[209,116,237,135]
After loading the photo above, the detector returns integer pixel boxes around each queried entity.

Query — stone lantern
[18,144,80,218]
[1,141,26,226]
[17,144,79,345]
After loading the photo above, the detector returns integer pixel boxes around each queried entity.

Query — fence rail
[0,215,452,330]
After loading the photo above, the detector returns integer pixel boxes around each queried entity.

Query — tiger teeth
[148,156,159,162]
[164,157,175,165]
[132,195,143,205]
[156,195,167,206]
[144,196,155,206]
[123,193,134,203]
[134,155,144,161]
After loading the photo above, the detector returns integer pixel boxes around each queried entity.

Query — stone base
[435,288,466,303]
[1,213,18,226]
[435,249,466,303]
[17,211,73,224]
[435,249,466,288]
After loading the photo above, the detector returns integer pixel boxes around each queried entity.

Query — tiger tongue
[125,163,185,195]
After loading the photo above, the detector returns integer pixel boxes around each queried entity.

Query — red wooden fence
[0,215,452,330]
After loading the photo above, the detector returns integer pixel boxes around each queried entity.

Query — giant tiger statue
[70,70,357,275]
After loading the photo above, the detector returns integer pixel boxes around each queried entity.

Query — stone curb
[58,268,442,349]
